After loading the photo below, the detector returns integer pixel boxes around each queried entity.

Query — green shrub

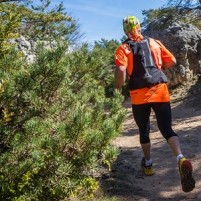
[0,41,126,200]
[0,2,126,200]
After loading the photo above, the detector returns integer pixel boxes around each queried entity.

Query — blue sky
[37,0,168,44]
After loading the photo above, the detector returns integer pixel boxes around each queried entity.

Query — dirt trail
[101,86,201,201]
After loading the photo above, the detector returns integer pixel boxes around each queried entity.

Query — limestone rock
[143,22,201,88]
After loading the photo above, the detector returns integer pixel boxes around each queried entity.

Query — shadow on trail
[100,80,201,201]
[100,130,201,200]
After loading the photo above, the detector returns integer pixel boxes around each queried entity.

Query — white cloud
[63,3,125,18]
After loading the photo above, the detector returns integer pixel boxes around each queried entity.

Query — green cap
[123,16,140,34]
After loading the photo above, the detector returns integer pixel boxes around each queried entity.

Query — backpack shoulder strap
[143,36,150,46]
[122,38,132,44]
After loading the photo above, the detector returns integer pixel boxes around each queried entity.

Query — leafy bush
[0,38,126,200]
[142,0,201,30]
[0,1,127,200]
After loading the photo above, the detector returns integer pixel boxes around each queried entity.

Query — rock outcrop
[143,22,201,88]
[9,36,58,63]
[10,22,201,89]
[9,36,36,63]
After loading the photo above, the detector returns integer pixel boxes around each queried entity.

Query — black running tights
[132,102,178,144]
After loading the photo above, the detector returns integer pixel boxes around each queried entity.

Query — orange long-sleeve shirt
[115,37,176,105]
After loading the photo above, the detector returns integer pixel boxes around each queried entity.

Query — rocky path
[101,88,201,201]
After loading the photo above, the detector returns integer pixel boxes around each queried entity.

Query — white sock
[176,154,184,163]
[145,158,153,166]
